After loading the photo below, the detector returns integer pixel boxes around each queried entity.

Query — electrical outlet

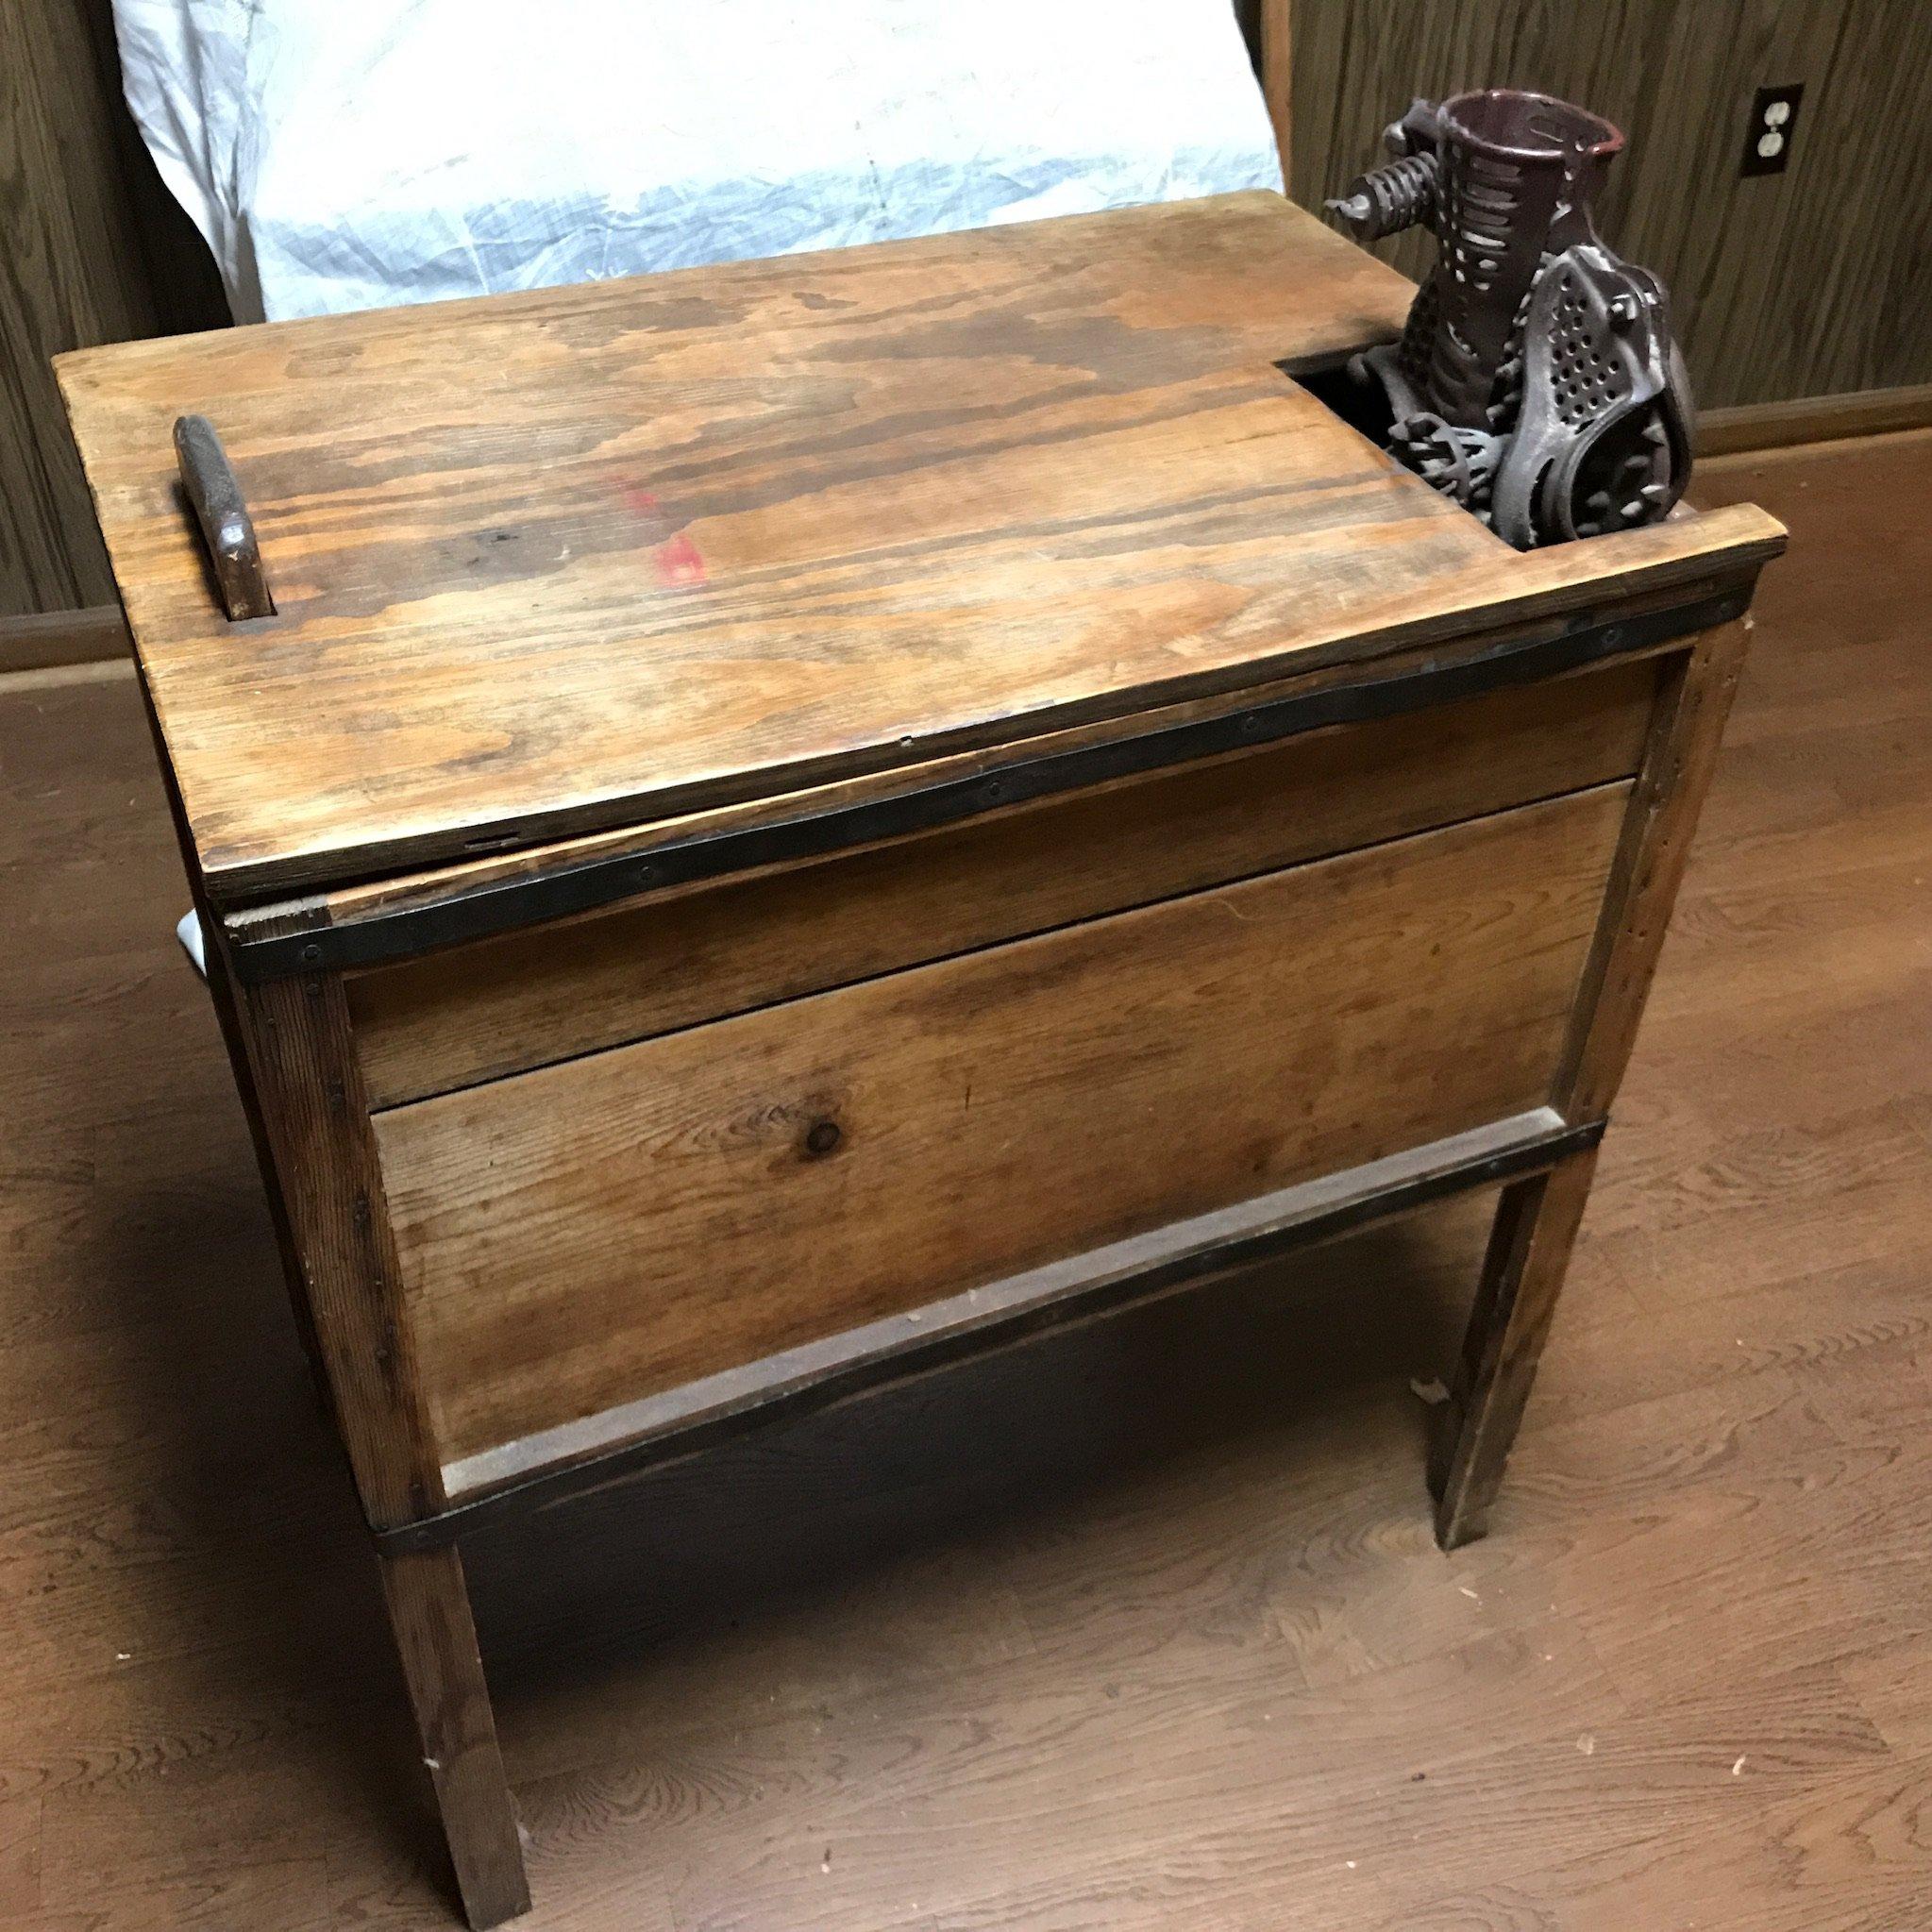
[1741,83,1803,176]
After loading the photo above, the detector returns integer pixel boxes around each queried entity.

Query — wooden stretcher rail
[371,1106,1605,1553]
[231,586,1751,983]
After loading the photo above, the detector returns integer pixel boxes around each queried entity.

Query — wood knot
[802,1118,843,1159]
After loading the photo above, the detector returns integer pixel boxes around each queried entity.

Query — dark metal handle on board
[173,413,275,621]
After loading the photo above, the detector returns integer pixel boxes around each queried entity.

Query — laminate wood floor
[1,431,1926,1930]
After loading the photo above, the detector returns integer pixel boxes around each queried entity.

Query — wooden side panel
[349,659,1658,1108]
[376,783,1632,1469]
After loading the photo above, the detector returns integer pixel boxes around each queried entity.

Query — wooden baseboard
[1698,383,1932,459]
[0,604,127,677]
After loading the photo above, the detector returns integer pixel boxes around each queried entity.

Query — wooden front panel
[349,660,1658,1109]
[375,782,1632,1471]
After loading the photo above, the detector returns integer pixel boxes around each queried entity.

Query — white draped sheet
[113,0,1282,322]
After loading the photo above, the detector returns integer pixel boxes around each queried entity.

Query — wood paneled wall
[0,0,227,618]
[1288,0,1932,412]
[3,0,1928,620]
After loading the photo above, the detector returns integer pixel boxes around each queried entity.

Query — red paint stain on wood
[624,485,707,586]
[652,532,708,587]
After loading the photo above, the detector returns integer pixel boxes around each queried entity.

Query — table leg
[378,1544,531,1928]
[1429,1144,1599,1550]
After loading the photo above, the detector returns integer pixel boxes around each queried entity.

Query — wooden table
[58,192,1783,1926]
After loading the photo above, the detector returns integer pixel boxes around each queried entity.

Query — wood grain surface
[56,192,1782,900]
[377,783,1629,1467]
[0,428,1921,1931]
[347,657,1656,1108]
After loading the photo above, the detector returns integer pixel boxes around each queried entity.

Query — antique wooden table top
[56,188,1789,1931]
[58,192,1780,907]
